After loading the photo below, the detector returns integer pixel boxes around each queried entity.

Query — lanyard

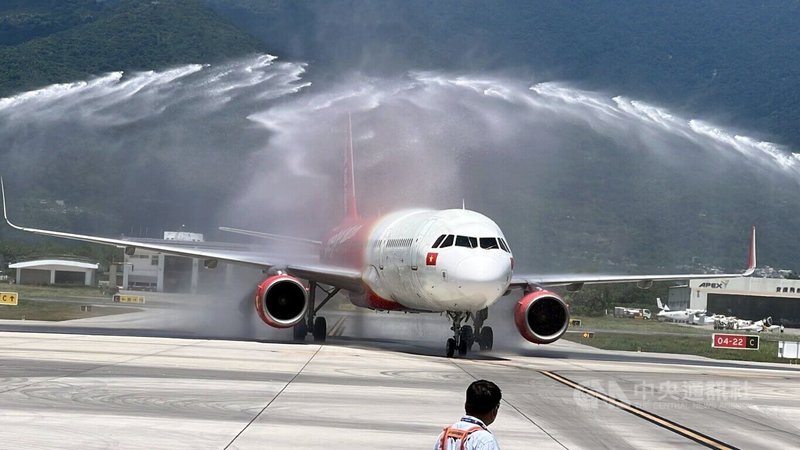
[460,416,488,431]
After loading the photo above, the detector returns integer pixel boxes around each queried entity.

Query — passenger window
[480,237,499,249]
[440,234,454,248]
[455,235,471,247]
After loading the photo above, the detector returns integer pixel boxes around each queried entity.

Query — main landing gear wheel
[446,338,456,358]
[479,327,494,351]
[293,322,308,341]
[312,316,327,342]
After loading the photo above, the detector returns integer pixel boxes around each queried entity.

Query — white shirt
[434,415,500,450]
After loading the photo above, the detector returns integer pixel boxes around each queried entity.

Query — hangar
[687,277,800,327]
[9,259,98,286]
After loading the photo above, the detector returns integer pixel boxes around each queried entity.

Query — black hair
[464,380,502,416]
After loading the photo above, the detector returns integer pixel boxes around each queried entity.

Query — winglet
[1,176,6,223]
[1,177,12,228]
[2,177,24,231]
[742,225,757,276]
[344,113,359,219]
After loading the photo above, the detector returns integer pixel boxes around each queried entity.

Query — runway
[2,329,800,449]
[2,290,800,449]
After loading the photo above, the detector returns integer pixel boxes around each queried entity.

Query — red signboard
[712,333,759,350]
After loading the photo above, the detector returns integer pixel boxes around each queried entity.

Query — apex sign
[698,281,729,289]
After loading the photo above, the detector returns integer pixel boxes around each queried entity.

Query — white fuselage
[657,309,705,322]
[357,209,514,313]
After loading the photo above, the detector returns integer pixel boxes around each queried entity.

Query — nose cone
[451,255,511,304]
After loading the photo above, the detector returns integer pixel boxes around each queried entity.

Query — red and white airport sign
[712,333,759,350]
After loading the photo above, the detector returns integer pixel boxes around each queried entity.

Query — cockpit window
[454,236,478,248]
[480,237,499,249]
[440,234,454,248]
[439,235,509,251]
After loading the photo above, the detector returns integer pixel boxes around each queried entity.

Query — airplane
[736,316,785,333]
[0,123,759,357]
[655,298,708,323]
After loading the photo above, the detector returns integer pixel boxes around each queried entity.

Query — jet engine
[514,290,570,344]
[254,274,308,328]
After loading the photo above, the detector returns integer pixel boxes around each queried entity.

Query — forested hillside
[0,0,264,96]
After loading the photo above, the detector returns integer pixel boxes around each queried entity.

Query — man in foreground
[435,380,502,450]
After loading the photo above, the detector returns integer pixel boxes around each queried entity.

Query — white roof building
[9,259,99,286]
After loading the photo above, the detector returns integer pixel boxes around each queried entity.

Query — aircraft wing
[219,226,323,247]
[510,225,757,291]
[1,179,364,293]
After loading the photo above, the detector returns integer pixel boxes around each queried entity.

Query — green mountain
[0,0,265,96]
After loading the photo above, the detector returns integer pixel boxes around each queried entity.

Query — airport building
[121,231,262,293]
[684,277,800,327]
[9,259,98,286]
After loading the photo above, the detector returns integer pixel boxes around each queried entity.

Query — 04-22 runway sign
[712,333,759,350]
[0,292,19,306]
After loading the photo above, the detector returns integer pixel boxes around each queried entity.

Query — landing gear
[313,316,327,342]
[445,311,466,357]
[473,308,493,351]
[444,308,494,357]
[478,327,494,351]
[294,281,339,343]
[459,325,474,356]
[446,338,457,358]
[293,321,307,341]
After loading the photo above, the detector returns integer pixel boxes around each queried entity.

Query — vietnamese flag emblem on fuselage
[426,252,438,266]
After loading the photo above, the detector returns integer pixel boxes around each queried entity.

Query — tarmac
[1,292,800,449]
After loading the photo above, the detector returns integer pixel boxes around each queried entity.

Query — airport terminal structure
[120,231,263,293]
[670,277,800,327]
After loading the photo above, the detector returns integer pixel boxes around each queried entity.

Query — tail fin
[656,297,668,311]
[344,113,359,219]
[742,225,757,276]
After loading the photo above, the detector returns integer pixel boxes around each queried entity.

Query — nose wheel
[446,338,457,357]
[474,308,493,351]
[445,309,493,357]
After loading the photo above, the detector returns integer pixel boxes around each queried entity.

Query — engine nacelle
[514,290,570,344]
[254,274,308,328]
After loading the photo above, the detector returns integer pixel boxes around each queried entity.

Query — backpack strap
[439,425,484,450]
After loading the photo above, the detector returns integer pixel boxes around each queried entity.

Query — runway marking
[539,370,740,450]
[450,360,568,449]
[224,345,323,449]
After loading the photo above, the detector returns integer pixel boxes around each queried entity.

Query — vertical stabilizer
[344,113,359,219]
